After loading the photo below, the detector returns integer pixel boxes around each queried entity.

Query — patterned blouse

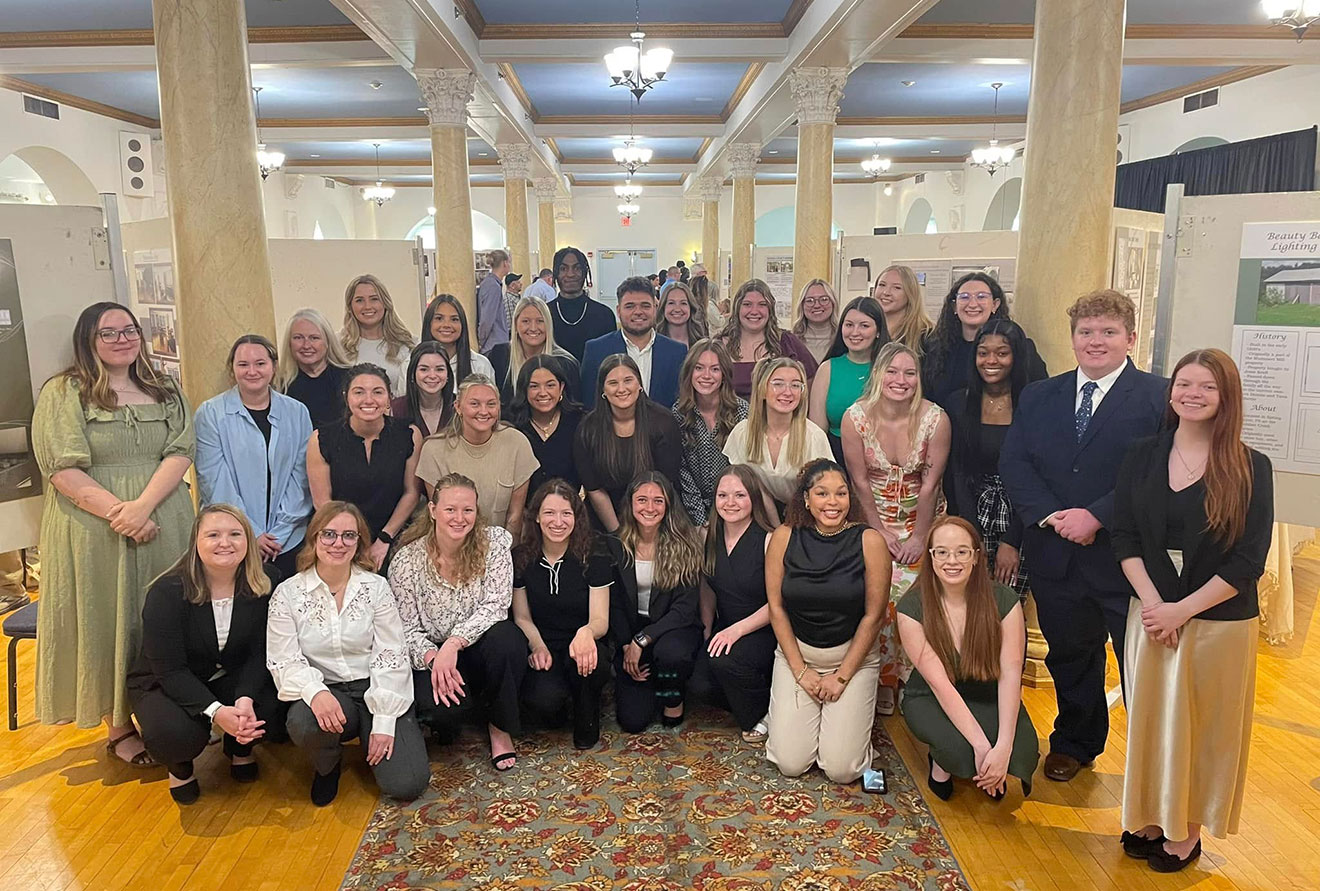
[845,400,947,543]
[266,565,413,737]
[672,398,748,524]
[388,526,514,669]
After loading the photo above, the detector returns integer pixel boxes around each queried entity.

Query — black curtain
[1114,126,1317,213]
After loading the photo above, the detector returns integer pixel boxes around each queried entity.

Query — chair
[4,601,37,731]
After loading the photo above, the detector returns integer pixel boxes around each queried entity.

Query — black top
[1113,431,1274,622]
[246,405,273,523]
[709,524,769,630]
[516,407,583,496]
[287,365,346,429]
[946,392,1022,550]
[550,295,617,362]
[605,535,700,644]
[317,416,416,538]
[574,400,683,518]
[922,333,1048,411]
[516,550,614,647]
[780,524,868,647]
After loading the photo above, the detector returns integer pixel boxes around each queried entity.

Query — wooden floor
[2,548,1318,891]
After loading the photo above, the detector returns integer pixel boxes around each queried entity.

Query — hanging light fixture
[251,87,284,180]
[617,201,640,222]
[613,96,653,175]
[362,143,395,206]
[860,142,892,177]
[968,83,1015,176]
[615,179,644,202]
[604,0,673,100]
[1262,0,1320,39]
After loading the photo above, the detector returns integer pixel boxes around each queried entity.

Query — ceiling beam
[872,33,1320,67]
[533,120,727,137]
[478,37,786,64]
[0,74,158,128]
[0,40,394,75]
[0,25,368,49]
[1118,65,1284,114]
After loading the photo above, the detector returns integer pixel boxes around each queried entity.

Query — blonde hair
[340,274,416,363]
[875,265,933,353]
[437,374,508,441]
[158,504,271,605]
[744,357,810,467]
[399,473,491,586]
[790,278,839,338]
[277,307,351,391]
[860,342,925,447]
[507,296,568,391]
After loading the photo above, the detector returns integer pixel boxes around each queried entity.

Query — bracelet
[794,666,808,684]
[377,529,396,545]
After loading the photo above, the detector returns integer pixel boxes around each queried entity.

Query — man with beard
[579,276,686,409]
[548,246,615,362]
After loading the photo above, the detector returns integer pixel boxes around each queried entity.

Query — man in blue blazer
[580,276,688,409]
[999,290,1166,783]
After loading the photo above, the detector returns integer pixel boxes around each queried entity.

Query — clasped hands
[795,668,847,703]
[213,696,266,746]
[972,740,1011,796]
[1140,599,1188,649]
[426,639,467,707]
[107,498,158,543]
[1045,508,1101,546]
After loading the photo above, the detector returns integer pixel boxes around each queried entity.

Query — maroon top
[728,332,820,399]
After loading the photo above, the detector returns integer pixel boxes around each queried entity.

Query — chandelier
[614,96,653,174]
[362,143,395,206]
[860,151,891,177]
[604,0,673,100]
[615,180,644,201]
[968,83,1014,176]
[251,87,284,180]
[617,202,640,222]
[1262,0,1320,39]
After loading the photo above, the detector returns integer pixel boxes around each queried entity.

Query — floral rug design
[341,706,969,890]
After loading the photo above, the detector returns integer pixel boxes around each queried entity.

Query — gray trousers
[285,678,430,801]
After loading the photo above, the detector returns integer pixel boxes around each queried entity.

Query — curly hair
[922,271,1012,387]
[783,459,867,528]
[513,479,596,573]
[1067,288,1137,333]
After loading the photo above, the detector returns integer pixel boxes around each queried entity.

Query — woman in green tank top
[808,296,890,463]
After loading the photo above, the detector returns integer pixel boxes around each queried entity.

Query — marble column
[534,176,560,269]
[418,69,477,323]
[152,0,275,406]
[498,143,533,279]
[789,67,847,309]
[727,143,759,291]
[1015,0,1125,372]
[697,177,723,276]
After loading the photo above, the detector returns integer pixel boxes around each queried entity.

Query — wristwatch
[632,633,652,649]
[835,675,850,687]
[378,528,396,545]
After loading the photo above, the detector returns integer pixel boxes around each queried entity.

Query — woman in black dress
[700,465,776,743]
[506,356,584,495]
[389,342,453,438]
[306,363,422,570]
[510,480,612,749]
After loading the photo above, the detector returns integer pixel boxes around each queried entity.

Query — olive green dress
[897,583,1039,781]
[32,377,196,728]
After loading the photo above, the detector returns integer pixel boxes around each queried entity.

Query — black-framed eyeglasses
[318,529,360,544]
[96,326,142,344]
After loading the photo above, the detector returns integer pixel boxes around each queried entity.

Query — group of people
[29,249,1271,874]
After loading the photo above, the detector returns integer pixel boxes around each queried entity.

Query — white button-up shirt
[625,330,657,392]
[266,565,413,737]
[1075,358,1128,414]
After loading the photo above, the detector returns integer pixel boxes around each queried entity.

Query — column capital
[726,143,760,180]
[695,176,724,202]
[788,67,848,126]
[533,175,561,202]
[416,68,476,126]
[497,143,534,180]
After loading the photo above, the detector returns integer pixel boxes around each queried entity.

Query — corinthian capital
[726,143,760,180]
[497,143,534,180]
[416,69,476,127]
[789,67,848,126]
[534,176,561,202]
[695,176,724,202]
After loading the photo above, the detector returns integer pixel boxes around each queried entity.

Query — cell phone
[862,767,887,794]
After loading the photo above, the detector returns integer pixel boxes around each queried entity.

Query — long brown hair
[674,339,742,452]
[579,355,658,485]
[157,504,271,605]
[1167,349,1253,545]
[298,501,377,573]
[702,465,775,575]
[913,516,1001,682]
[513,479,595,573]
[59,301,175,412]
[717,279,787,361]
[398,473,491,586]
[618,472,702,590]
[656,280,707,343]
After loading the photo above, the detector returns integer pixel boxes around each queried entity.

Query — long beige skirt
[1121,599,1258,839]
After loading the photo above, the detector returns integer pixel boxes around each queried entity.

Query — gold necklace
[1172,444,1205,481]
[814,522,854,537]
[530,412,560,439]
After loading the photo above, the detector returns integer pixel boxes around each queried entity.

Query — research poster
[1231,221,1320,475]
[763,255,794,321]
[0,239,41,505]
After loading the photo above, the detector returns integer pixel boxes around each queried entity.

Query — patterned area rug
[341,706,969,891]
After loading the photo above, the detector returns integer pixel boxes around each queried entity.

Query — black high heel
[927,754,953,801]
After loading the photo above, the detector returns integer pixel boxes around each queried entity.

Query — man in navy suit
[580,276,688,409]
[999,290,1166,783]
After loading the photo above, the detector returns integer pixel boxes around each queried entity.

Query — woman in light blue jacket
[195,334,314,579]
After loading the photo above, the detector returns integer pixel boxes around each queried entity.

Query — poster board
[836,231,1020,315]
[1110,207,1165,370]
[750,246,794,322]
[267,238,424,338]
[0,204,118,551]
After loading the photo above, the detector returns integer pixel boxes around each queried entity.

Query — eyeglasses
[318,529,360,544]
[768,380,806,392]
[96,326,142,344]
[802,295,833,307]
[930,546,977,562]
[955,292,993,304]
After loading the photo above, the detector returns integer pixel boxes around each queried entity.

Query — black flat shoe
[660,708,685,728]
[230,760,259,783]
[169,779,200,805]
[926,754,953,801]
[310,763,341,807]
[1148,840,1200,873]
[1121,830,1167,859]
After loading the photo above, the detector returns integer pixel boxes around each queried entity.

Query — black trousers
[615,625,704,733]
[266,541,304,585]
[520,638,610,746]
[131,671,285,779]
[412,619,528,735]
[705,627,776,732]
[1031,572,1131,763]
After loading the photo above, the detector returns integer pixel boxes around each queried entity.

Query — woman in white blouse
[267,501,429,806]
[389,472,527,771]
[722,357,832,523]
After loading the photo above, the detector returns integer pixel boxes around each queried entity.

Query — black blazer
[1111,432,1273,620]
[998,361,1167,591]
[126,573,274,716]
[944,388,1023,550]
[605,535,700,645]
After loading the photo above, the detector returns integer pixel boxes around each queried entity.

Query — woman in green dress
[808,295,890,465]
[897,515,1038,801]
[32,302,195,765]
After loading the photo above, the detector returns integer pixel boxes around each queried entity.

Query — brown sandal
[107,731,157,768]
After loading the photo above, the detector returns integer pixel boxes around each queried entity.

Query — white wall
[260,170,360,240]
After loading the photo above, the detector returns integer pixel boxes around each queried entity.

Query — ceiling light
[428,206,437,216]
[614,95,653,174]
[604,0,672,100]
[930,150,941,154]
[251,87,284,180]
[861,154,891,176]
[883,184,893,196]
[362,142,394,206]
[1262,0,1320,39]
[369,80,383,90]
[617,202,640,222]
[901,80,916,87]
[615,179,644,201]
[968,82,1014,175]
[479,151,488,156]
[768,150,779,154]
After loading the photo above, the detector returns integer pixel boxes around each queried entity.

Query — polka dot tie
[1075,381,1098,441]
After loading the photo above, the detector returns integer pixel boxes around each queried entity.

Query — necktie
[1076,381,1098,441]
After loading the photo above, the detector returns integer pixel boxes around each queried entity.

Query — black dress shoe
[1121,830,1167,859]
[1148,840,1201,873]
[926,754,953,801]
[230,759,259,783]
[169,778,200,805]
[310,763,341,807]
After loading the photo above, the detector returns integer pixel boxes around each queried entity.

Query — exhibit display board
[1111,208,1165,370]
[267,238,425,337]
[836,231,1020,316]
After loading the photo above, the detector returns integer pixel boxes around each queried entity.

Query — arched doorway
[407,209,506,250]
[982,177,1022,231]
[903,198,934,235]
[4,146,99,205]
